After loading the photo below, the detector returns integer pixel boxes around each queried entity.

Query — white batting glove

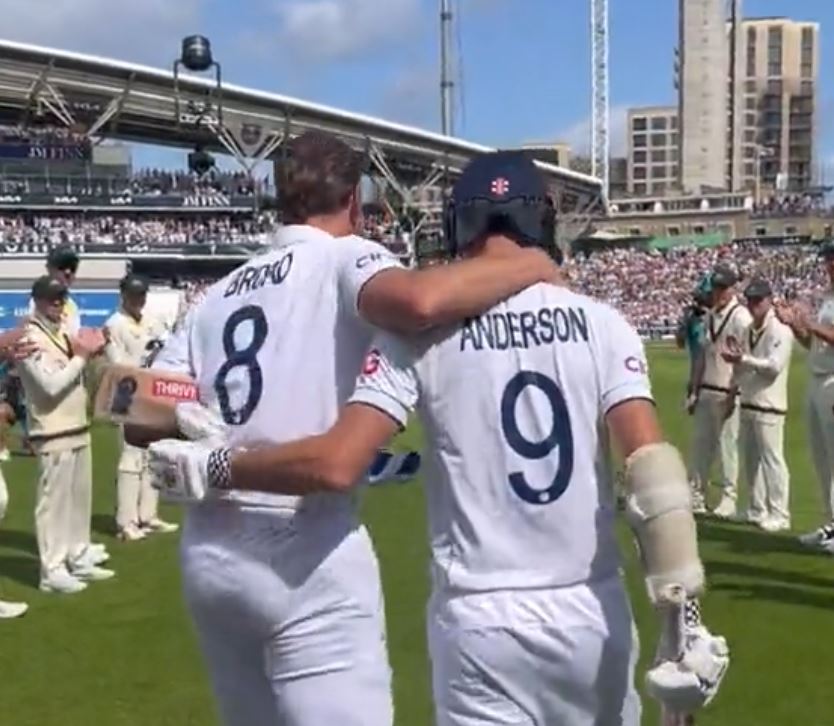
[175,401,229,446]
[148,439,213,503]
[647,593,730,715]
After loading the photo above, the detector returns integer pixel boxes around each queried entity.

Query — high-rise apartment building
[678,0,730,193]
[626,106,679,196]
[619,7,819,200]
[738,17,819,193]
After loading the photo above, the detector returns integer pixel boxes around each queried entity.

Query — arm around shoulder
[229,404,400,495]
[359,246,558,334]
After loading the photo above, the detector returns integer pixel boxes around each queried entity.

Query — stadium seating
[565,241,826,337]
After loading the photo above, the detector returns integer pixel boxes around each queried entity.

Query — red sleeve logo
[362,349,381,376]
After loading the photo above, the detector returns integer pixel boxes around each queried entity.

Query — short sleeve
[349,332,420,429]
[337,235,403,315]
[150,309,194,376]
[597,306,654,414]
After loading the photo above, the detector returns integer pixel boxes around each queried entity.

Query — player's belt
[28,425,90,443]
[740,403,787,416]
[699,383,735,395]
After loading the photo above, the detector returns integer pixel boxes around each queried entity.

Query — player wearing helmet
[149,151,729,725]
[117,131,560,726]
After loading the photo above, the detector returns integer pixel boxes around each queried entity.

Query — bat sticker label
[111,376,138,415]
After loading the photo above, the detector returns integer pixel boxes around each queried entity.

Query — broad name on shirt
[223,250,295,298]
[460,306,590,352]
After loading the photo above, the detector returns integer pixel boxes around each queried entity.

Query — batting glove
[175,401,229,446]
[647,594,730,715]
[148,439,213,503]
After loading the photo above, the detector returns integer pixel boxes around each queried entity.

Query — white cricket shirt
[732,309,793,414]
[701,296,752,393]
[152,224,402,508]
[809,290,834,377]
[104,308,166,367]
[350,283,654,594]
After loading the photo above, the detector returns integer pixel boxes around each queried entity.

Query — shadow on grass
[91,514,117,539]
[707,559,834,591]
[697,519,819,557]
[0,529,37,555]
[711,581,834,611]
[0,554,39,588]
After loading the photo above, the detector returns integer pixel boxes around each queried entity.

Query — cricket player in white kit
[688,265,752,516]
[723,278,793,532]
[131,133,562,726]
[0,461,27,617]
[104,274,178,541]
[777,242,834,552]
[149,152,730,725]
[18,276,113,594]
[29,246,82,336]
[0,325,33,617]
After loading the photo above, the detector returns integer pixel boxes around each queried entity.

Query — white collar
[711,297,736,319]
[268,224,335,249]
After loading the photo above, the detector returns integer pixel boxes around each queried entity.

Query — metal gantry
[591,0,610,201]
[440,0,455,137]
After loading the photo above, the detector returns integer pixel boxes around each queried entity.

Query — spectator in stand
[564,241,827,336]
[0,213,276,249]
[751,194,833,219]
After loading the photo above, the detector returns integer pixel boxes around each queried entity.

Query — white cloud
[0,0,203,64]
[275,0,421,62]
[556,104,630,158]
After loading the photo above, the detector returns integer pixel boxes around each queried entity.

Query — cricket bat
[658,586,695,726]
[93,364,199,430]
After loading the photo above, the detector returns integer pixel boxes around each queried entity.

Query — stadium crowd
[0,213,275,248]
[0,169,271,198]
[127,169,267,197]
[0,206,415,252]
[751,194,834,218]
[564,241,827,335]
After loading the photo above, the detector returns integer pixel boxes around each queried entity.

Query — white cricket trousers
[180,500,393,726]
[35,445,92,577]
[806,374,834,520]
[739,409,790,522]
[429,576,641,726]
[116,431,158,529]
[689,389,740,501]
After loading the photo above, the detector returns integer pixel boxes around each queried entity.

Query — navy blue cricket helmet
[444,151,556,257]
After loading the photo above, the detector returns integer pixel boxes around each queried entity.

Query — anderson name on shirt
[460,306,589,352]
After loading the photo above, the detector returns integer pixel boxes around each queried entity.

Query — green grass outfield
[1,346,833,725]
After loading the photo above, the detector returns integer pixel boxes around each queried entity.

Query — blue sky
[2,0,831,175]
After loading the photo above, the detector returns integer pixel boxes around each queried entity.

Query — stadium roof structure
[0,39,602,218]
